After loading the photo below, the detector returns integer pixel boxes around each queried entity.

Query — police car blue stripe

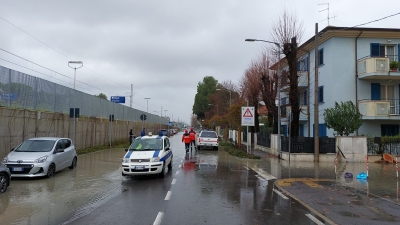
[160,151,172,162]
[153,150,160,157]
[125,150,134,158]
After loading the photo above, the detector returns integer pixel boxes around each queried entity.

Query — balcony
[280,71,309,92]
[358,99,400,119]
[358,56,400,80]
[281,105,308,121]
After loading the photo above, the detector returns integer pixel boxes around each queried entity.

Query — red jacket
[189,130,196,141]
[182,133,191,144]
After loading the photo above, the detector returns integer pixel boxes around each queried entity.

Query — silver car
[0,164,11,193]
[2,137,77,178]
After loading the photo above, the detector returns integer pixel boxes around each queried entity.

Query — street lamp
[145,97,150,112]
[208,104,218,116]
[216,88,231,106]
[245,38,281,158]
[68,61,83,147]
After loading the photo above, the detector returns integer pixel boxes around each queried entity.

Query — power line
[0,49,118,95]
[0,15,135,95]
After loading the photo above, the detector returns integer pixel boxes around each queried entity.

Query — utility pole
[314,23,320,162]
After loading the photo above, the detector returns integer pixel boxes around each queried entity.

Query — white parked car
[2,137,77,178]
[122,132,173,178]
[197,130,219,150]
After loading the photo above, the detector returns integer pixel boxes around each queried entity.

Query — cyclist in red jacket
[182,129,191,153]
[188,127,196,152]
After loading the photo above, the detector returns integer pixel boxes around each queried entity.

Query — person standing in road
[182,129,191,153]
[189,127,196,152]
[141,128,145,137]
[129,129,134,145]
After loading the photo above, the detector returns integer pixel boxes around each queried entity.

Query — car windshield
[129,138,163,151]
[200,132,218,138]
[15,140,56,152]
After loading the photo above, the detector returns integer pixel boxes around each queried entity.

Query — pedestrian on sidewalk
[182,129,191,153]
[189,127,196,152]
[129,129,134,145]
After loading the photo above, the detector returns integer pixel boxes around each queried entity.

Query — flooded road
[2,132,397,224]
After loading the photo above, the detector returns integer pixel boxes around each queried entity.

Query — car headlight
[151,157,160,162]
[2,157,8,163]
[34,156,48,163]
[122,158,130,163]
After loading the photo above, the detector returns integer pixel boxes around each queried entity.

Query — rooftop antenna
[318,3,337,26]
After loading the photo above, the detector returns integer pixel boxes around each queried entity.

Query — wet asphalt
[2,132,399,224]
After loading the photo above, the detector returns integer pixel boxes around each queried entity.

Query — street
[1,133,326,225]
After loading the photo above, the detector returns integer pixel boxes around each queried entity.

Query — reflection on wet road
[1,133,355,225]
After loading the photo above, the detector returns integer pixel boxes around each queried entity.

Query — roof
[270,26,400,70]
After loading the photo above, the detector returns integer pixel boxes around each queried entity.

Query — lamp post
[68,61,83,147]
[164,109,168,130]
[208,104,218,116]
[245,38,281,158]
[145,97,150,112]
[216,88,231,106]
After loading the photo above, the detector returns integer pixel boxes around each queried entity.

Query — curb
[274,178,338,225]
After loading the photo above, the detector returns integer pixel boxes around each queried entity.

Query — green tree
[192,76,218,120]
[95,93,107,100]
[323,101,363,136]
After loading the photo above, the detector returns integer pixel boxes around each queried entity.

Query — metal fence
[367,137,400,155]
[256,133,271,148]
[0,66,169,124]
[280,136,335,154]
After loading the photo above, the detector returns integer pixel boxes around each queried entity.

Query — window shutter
[371,83,380,100]
[305,57,308,70]
[398,44,400,62]
[318,86,324,103]
[304,91,307,105]
[370,43,380,56]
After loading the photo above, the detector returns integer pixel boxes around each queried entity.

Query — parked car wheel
[69,157,77,169]
[168,157,173,170]
[0,173,10,193]
[47,164,56,178]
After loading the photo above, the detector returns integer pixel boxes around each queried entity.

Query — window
[299,91,307,106]
[297,57,308,71]
[318,49,324,66]
[318,86,324,103]
[381,124,399,136]
[371,43,396,62]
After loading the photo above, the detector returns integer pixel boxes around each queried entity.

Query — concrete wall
[0,107,164,159]
[336,136,367,162]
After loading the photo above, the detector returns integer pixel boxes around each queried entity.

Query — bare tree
[240,62,262,133]
[256,51,279,133]
[270,7,304,137]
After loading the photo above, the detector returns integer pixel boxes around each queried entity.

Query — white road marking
[249,166,276,180]
[153,212,164,225]
[164,191,172,200]
[179,164,182,168]
[305,214,324,225]
[175,170,179,175]
[273,189,289,200]
[171,178,176,184]
[243,166,250,170]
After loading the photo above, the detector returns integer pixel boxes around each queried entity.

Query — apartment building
[280,26,400,138]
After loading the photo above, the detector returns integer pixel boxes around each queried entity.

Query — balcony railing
[358,56,400,79]
[358,99,400,117]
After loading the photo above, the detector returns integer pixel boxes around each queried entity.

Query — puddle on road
[0,148,127,225]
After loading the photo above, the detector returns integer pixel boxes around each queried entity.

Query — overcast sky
[1,0,399,124]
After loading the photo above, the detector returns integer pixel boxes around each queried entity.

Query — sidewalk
[250,149,400,225]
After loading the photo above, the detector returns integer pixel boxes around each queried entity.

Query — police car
[122,132,173,178]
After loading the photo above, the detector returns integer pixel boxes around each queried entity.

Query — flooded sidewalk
[249,149,400,224]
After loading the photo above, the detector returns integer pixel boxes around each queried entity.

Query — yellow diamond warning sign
[241,107,254,126]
